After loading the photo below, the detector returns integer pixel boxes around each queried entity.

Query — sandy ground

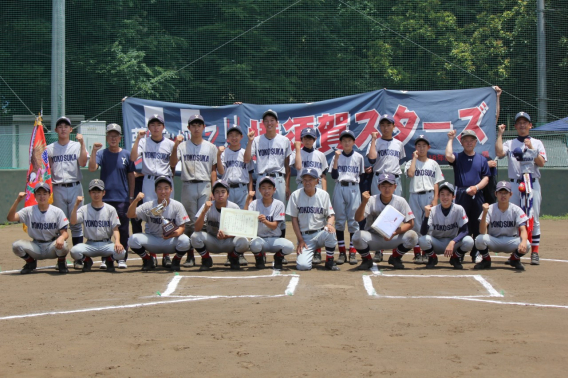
[0,220,567,377]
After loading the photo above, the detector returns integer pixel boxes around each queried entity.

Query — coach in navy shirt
[88,123,135,268]
[445,129,490,262]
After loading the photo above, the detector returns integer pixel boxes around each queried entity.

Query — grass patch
[541,214,568,220]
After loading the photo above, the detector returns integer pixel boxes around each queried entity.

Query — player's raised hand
[482,203,489,212]
[361,191,371,202]
[497,124,506,135]
[204,200,212,210]
[371,132,379,141]
[413,150,419,159]
[524,138,533,150]
[493,85,502,97]
[75,196,83,205]
[424,204,432,216]
[247,191,255,198]
[247,130,255,141]
[137,130,147,140]
[294,141,302,150]
[334,150,342,160]
[174,134,184,145]
[447,130,456,140]
[217,146,225,154]
[92,142,103,152]
[136,192,145,202]
[488,160,497,168]
[76,134,84,145]
[16,192,26,202]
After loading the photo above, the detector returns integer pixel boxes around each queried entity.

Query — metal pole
[51,0,65,131]
[536,0,547,125]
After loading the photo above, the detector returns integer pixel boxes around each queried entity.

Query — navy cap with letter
[34,182,51,193]
[339,130,355,141]
[300,168,319,179]
[495,181,512,193]
[226,124,243,135]
[55,116,71,127]
[300,128,317,139]
[514,111,531,123]
[148,114,165,126]
[154,175,172,188]
[460,129,478,140]
[106,123,122,134]
[415,134,430,145]
[377,173,396,185]
[262,109,278,120]
[188,114,205,125]
[438,181,455,194]
[258,176,276,187]
[379,114,395,124]
[89,179,105,191]
[212,179,230,192]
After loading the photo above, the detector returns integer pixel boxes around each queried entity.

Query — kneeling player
[191,180,249,271]
[127,176,191,271]
[474,181,530,271]
[7,183,70,274]
[69,179,125,272]
[286,168,338,271]
[246,177,293,270]
[353,173,418,270]
[418,182,473,269]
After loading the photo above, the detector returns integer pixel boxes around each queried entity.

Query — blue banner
[122,87,497,168]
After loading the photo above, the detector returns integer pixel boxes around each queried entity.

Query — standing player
[445,129,490,263]
[495,112,546,265]
[404,135,444,263]
[246,177,294,270]
[418,182,474,269]
[127,176,191,272]
[88,123,134,269]
[170,114,218,268]
[7,183,70,274]
[352,174,418,270]
[46,116,88,269]
[69,179,125,272]
[291,128,328,190]
[474,181,530,271]
[286,168,339,271]
[331,130,365,265]
[130,114,175,267]
[191,180,249,271]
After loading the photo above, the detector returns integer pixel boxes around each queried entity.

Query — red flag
[24,115,53,207]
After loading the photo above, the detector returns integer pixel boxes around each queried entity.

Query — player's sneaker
[117,260,127,269]
[324,259,340,271]
[99,258,107,269]
[475,253,483,264]
[58,259,69,274]
[312,251,322,264]
[182,257,195,267]
[530,253,540,265]
[199,257,213,271]
[20,259,37,274]
[425,256,438,269]
[170,257,181,272]
[356,258,373,271]
[388,255,404,269]
[82,257,93,272]
[273,255,284,270]
[336,252,347,265]
[413,254,421,264]
[372,251,383,263]
[228,253,240,270]
[281,256,288,265]
[106,260,116,273]
[239,253,249,266]
[141,257,155,271]
[474,259,491,270]
[449,256,463,270]
[349,253,358,265]
[254,254,266,269]
[73,259,83,270]
[510,259,525,271]
[162,256,172,268]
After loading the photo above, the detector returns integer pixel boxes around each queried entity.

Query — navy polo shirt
[449,152,490,188]
[96,149,135,202]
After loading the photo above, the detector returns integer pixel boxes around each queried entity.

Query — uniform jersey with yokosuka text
[220,148,253,184]
[135,137,175,176]
[251,134,292,175]
[336,150,365,183]
[427,203,468,239]
[176,140,218,181]
[289,148,329,184]
[196,200,240,236]
[76,203,120,241]
[368,138,405,175]
[136,199,189,237]
[46,141,86,184]
[17,205,68,240]
[502,137,547,179]
[479,203,527,238]
[248,198,286,238]
[363,194,414,232]
[286,188,335,233]
[404,158,444,193]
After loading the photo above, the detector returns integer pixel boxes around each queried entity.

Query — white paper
[370,205,405,239]
[220,207,260,239]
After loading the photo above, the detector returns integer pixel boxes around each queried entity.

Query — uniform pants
[181,181,211,236]
[511,179,542,238]
[142,175,175,203]
[228,183,249,209]
[129,233,191,254]
[409,192,435,235]
[296,230,337,271]
[475,234,531,254]
[332,183,361,233]
[190,232,248,253]
[53,184,84,238]
[70,241,123,261]
[250,237,294,255]
[371,174,402,196]
[418,235,474,254]
[353,230,418,251]
[13,240,69,260]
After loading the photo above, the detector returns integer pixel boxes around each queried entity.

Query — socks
[349,233,355,252]
[358,247,371,259]
[325,246,335,261]
[336,230,345,253]
[195,246,210,259]
[479,248,491,261]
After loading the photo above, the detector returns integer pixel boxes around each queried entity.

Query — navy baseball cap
[300,168,319,179]
[301,128,317,139]
[55,116,71,127]
[154,176,172,188]
[262,109,278,120]
[460,130,478,140]
[89,179,105,191]
[515,111,531,123]
[379,114,395,124]
[212,179,230,192]
[34,182,51,193]
[415,134,430,145]
[188,114,205,125]
[148,114,165,126]
[495,181,512,193]
[258,176,276,187]
[339,130,356,141]
[438,182,455,194]
[378,173,396,185]
[106,123,122,134]
[226,124,243,135]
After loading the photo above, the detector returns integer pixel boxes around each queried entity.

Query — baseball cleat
[228,253,240,270]
[99,259,107,269]
[348,253,358,265]
[224,255,231,266]
[530,253,540,265]
[372,251,383,263]
[106,260,116,272]
[117,260,127,269]
[20,260,37,274]
[162,256,172,268]
[449,256,463,270]
[510,259,525,271]
[474,259,491,270]
[141,257,156,271]
[312,251,322,264]
[504,258,512,266]
[273,255,284,270]
[199,257,213,271]
[239,253,249,266]
[82,257,93,272]
[356,259,374,271]
[324,260,340,271]
[58,259,69,274]
[336,252,347,265]
[254,255,266,269]
[425,256,438,269]
[182,257,195,267]
[73,259,83,270]
[281,256,288,265]
[170,258,181,272]
[388,255,404,269]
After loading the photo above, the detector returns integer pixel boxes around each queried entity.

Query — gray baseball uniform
[177,139,218,234]
[47,141,86,239]
[12,205,69,260]
[135,136,175,203]
[220,148,253,209]
[418,203,474,254]
[248,198,293,255]
[368,138,405,196]
[332,150,365,233]
[286,188,336,270]
[289,148,328,189]
[70,203,123,261]
[475,203,530,253]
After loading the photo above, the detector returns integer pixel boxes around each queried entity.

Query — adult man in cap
[89,123,135,269]
[495,112,546,265]
[445,129,490,263]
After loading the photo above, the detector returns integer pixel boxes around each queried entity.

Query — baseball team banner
[122,87,497,167]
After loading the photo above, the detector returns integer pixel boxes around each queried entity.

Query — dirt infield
[0,220,567,377]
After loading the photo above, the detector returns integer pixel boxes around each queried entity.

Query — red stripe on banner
[423,122,452,131]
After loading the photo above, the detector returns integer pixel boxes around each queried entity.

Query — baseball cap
[147,114,164,126]
[226,124,243,135]
[258,176,276,187]
[377,173,396,185]
[460,130,478,140]
[262,109,278,120]
[212,179,230,192]
[154,176,172,188]
[106,123,122,134]
[515,111,531,123]
[379,114,395,124]
[495,181,512,193]
[438,182,455,194]
[188,114,205,125]
[415,134,430,145]
[339,130,356,141]
[55,116,71,127]
[300,128,317,139]
[34,182,51,193]
[300,168,319,179]
[89,179,105,191]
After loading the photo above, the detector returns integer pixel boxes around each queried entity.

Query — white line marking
[159,294,286,299]
[472,275,503,297]
[161,275,183,297]
[453,297,568,309]
[362,275,377,296]
[285,276,300,296]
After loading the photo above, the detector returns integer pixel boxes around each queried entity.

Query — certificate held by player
[220,207,260,239]
[371,205,404,239]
